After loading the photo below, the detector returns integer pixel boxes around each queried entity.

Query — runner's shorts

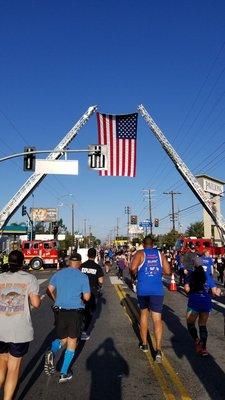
[0,341,29,357]
[137,295,164,313]
[56,309,84,339]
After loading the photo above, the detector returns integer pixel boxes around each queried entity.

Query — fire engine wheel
[30,257,43,270]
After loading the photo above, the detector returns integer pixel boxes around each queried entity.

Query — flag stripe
[97,113,137,177]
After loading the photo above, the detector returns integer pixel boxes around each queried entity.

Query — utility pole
[71,203,75,248]
[89,225,92,246]
[143,189,155,235]
[163,191,181,231]
[84,218,87,247]
[116,217,119,237]
[125,206,130,240]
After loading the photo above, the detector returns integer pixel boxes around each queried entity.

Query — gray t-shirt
[0,270,39,343]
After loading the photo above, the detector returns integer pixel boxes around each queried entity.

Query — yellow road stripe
[114,284,175,400]
[114,284,133,324]
[116,284,192,400]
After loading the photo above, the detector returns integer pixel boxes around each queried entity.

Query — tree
[185,221,204,238]
[35,222,45,233]
[159,230,180,249]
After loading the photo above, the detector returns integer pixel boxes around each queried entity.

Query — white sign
[128,225,143,235]
[35,160,79,175]
[88,145,108,170]
[203,179,223,196]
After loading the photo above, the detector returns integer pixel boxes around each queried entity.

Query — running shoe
[155,350,163,363]
[44,350,55,375]
[195,339,202,355]
[81,332,90,341]
[199,348,209,357]
[58,372,73,383]
[139,343,149,352]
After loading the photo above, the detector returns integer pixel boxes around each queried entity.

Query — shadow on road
[163,304,225,400]
[86,338,129,400]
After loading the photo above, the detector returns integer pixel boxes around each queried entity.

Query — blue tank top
[137,248,163,296]
[201,256,215,288]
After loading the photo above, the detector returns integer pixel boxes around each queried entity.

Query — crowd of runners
[0,238,224,398]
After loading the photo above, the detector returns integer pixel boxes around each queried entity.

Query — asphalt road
[4,266,225,400]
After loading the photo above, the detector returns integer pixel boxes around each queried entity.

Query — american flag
[97,112,138,177]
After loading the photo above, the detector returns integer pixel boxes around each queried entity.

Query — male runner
[130,236,170,362]
[80,248,104,340]
[45,253,90,383]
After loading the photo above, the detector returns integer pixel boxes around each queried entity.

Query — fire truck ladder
[0,105,97,231]
[138,104,225,243]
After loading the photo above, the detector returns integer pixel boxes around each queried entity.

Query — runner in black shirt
[80,248,104,340]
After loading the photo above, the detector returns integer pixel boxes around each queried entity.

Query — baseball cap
[69,252,82,262]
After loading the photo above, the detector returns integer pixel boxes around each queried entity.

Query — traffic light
[23,147,36,171]
[130,215,137,225]
[154,218,159,227]
[22,205,27,216]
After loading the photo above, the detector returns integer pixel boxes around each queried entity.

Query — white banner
[35,160,79,175]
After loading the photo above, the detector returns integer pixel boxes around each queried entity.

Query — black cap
[69,252,82,262]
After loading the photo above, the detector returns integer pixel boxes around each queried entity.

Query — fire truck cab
[175,236,224,256]
[21,239,59,270]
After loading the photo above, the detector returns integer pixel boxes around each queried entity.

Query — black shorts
[0,341,29,358]
[137,295,164,313]
[85,293,97,313]
[56,309,84,339]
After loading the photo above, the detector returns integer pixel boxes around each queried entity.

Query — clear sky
[1,0,225,241]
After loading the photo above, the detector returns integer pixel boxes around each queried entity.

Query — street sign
[139,221,151,228]
[35,160,79,175]
[88,145,108,170]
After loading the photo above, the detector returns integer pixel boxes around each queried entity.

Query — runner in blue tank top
[184,264,221,356]
[130,236,171,363]
[201,250,215,287]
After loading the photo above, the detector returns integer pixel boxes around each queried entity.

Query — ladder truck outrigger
[0,106,97,268]
[138,104,225,245]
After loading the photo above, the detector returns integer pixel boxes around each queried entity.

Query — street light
[57,194,75,249]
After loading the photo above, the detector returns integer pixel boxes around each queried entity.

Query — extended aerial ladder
[0,106,97,231]
[138,104,225,244]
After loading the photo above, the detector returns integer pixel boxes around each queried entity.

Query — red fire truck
[21,239,59,270]
[175,236,224,256]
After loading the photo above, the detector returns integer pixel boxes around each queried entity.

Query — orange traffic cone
[169,273,177,291]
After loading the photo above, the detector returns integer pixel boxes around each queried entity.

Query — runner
[116,250,127,281]
[201,249,214,285]
[0,250,40,400]
[80,248,104,341]
[130,236,171,362]
[214,254,225,284]
[184,263,221,356]
[104,256,111,274]
[44,252,90,383]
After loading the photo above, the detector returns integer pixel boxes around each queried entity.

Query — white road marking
[212,299,225,309]
[38,279,48,285]
[109,276,124,285]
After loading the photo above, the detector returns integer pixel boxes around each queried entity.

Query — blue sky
[0,0,225,241]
